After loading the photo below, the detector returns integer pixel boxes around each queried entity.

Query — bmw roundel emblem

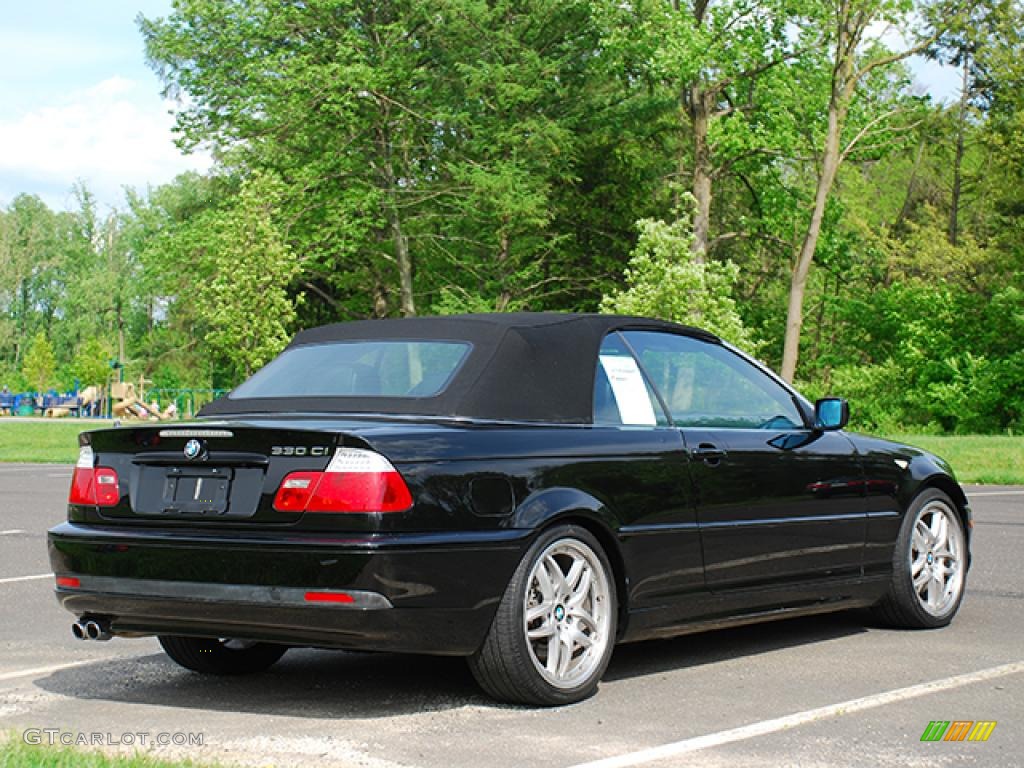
[183,439,205,461]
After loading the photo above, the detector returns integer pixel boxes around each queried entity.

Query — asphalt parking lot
[1,463,1020,767]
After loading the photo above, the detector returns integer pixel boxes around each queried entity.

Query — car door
[592,332,706,609]
[621,331,867,592]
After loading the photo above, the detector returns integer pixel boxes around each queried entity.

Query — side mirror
[814,397,849,431]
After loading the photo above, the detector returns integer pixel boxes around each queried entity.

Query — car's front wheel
[874,488,967,628]
[469,524,617,706]
[159,636,288,675]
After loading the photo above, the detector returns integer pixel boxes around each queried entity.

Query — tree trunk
[495,229,511,311]
[894,130,927,232]
[949,56,970,246]
[689,85,712,263]
[372,279,389,318]
[781,96,845,383]
[15,281,28,365]
[389,207,415,317]
[110,224,125,364]
[379,121,416,317]
[117,299,125,367]
[779,0,939,380]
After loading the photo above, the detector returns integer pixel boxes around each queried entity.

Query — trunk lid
[85,423,344,526]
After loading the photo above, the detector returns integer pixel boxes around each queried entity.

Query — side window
[593,334,669,426]
[621,331,803,430]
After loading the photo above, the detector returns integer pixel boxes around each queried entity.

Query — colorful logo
[183,439,206,461]
[920,721,997,742]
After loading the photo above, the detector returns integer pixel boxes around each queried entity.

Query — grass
[882,433,1024,485]
[0,419,102,464]
[0,734,222,768]
[0,418,1020,484]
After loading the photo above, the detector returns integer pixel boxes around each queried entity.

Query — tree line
[1,0,1022,433]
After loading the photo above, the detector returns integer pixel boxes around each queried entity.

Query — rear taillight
[69,446,120,507]
[273,447,413,513]
[68,446,95,505]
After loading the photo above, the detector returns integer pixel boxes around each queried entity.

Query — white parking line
[0,573,51,585]
[568,660,1024,768]
[0,659,97,683]
[0,529,26,536]
[0,466,71,472]
[969,490,1024,497]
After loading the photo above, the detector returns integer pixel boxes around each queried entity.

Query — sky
[0,2,962,214]
[0,1,211,214]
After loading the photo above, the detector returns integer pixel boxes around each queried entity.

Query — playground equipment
[2,352,227,421]
[110,381,173,420]
[42,387,99,418]
[0,380,228,420]
[0,389,83,417]
[144,388,229,419]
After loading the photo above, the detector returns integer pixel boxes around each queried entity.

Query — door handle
[691,443,727,465]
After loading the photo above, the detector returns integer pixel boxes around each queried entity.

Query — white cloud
[0,76,211,211]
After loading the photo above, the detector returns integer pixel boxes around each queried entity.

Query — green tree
[69,338,114,389]
[780,0,959,382]
[58,184,146,371]
[142,0,617,321]
[142,0,448,318]
[21,331,56,392]
[197,172,300,381]
[597,0,807,260]
[0,195,66,365]
[124,172,225,387]
[420,0,603,313]
[602,201,755,349]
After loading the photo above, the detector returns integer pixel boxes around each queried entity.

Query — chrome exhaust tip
[71,621,86,640]
[83,619,112,642]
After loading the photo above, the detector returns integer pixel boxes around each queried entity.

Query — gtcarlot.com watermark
[23,729,204,747]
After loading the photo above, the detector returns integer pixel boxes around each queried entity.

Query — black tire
[873,488,967,628]
[468,524,617,706]
[159,636,288,675]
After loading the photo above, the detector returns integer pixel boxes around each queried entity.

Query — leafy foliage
[194,172,299,379]
[21,332,56,393]
[68,338,114,390]
[0,0,1021,434]
[601,203,756,351]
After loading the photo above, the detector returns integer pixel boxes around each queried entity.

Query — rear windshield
[228,341,472,399]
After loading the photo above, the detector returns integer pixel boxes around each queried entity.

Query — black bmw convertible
[49,313,970,705]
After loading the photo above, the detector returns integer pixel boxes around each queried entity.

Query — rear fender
[510,486,619,533]
[510,486,629,637]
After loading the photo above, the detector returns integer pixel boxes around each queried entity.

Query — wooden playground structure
[0,376,227,421]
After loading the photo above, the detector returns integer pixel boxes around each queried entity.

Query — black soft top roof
[200,313,719,423]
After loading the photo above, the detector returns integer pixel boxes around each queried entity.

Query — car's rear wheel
[873,489,967,628]
[159,636,287,675]
[469,524,617,706]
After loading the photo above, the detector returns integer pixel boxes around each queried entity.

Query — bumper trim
[59,574,393,610]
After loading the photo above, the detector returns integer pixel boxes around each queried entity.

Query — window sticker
[599,355,657,426]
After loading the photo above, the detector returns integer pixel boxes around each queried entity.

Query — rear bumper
[48,522,529,655]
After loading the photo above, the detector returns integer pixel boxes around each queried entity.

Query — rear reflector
[273,447,413,514]
[69,446,120,507]
[304,591,355,604]
[55,576,80,589]
[94,468,119,506]
[273,471,321,512]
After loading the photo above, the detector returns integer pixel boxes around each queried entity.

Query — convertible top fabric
[199,313,719,423]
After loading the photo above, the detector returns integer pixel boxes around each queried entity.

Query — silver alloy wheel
[910,499,964,617]
[523,537,612,690]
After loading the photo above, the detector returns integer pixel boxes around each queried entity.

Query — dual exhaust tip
[71,618,112,642]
